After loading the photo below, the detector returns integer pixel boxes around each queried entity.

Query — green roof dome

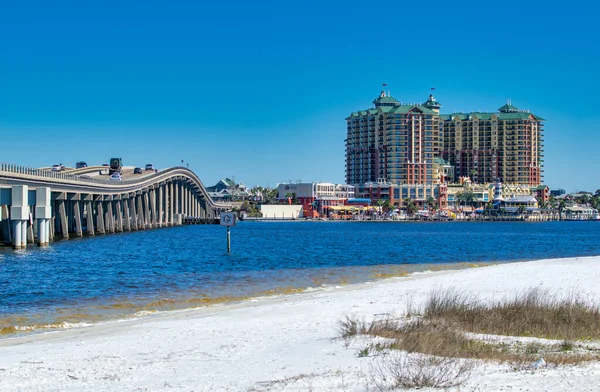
[498,102,519,113]
[373,91,400,107]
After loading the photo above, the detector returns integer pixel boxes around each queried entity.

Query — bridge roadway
[0,163,229,249]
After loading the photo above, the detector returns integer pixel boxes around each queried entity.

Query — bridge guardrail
[0,163,227,210]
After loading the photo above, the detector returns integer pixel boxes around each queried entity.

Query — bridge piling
[169,182,174,226]
[35,187,51,246]
[143,191,151,229]
[123,197,131,232]
[106,200,115,234]
[158,185,164,227]
[11,185,29,249]
[96,198,106,234]
[116,199,124,232]
[85,200,95,236]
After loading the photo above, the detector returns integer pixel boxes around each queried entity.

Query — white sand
[1,256,600,391]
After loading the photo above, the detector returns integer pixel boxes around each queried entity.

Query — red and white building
[277,182,355,218]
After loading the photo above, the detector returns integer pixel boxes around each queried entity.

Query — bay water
[1,221,599,336]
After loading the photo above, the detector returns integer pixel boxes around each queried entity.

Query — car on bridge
[75,161,88,169]
[145,163,155,171]
[109,172,122,181]
[133,167,143,174]
[51,164,62,172]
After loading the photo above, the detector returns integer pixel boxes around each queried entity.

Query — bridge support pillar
[106,200,115,233]
[123,197,131,232]
[11,185,29,249]
[174,182,179,222]
[86,201,95,236]
[116,200,123,232]
[57,198,69,239]
[158,185,164,227]
[136,194,144,229]
[72,199,83,238]
[169,182,174,226]
[150,189,157,228]
[35,187,52,246]
[96,198,105,234]
[129,195,137,231]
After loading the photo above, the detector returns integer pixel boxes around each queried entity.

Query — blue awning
[347,198,371,204]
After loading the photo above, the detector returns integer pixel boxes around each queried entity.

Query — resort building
[346,91,545,188]
[441,101,545,186]
[345,91,442,186]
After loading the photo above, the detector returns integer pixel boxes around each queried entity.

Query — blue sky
[1,1,598,192]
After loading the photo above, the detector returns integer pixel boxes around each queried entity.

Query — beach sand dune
[1,256,600,391]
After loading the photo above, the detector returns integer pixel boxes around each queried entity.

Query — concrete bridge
[0,163,228,249]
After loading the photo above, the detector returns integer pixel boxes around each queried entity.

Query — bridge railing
[0,163,225,209]
[0,162,154,185]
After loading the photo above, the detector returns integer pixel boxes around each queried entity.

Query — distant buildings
[206,178,251,201]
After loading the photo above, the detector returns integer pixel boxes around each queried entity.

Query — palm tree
[518,204,527,218]
[469,169,477,182]
[403,197,418,218]
[426,196,437,211]
[558,200,566,220]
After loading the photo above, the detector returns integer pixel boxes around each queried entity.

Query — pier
[0,163,227,249]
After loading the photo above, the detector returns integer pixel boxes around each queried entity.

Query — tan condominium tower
[441,101,545,185]
[345,91,544,187]
[345,91,442,185]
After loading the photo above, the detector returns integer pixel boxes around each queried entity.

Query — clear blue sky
[1,1,598,192]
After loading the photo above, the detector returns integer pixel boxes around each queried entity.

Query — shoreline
[1,255,599,391]
[0,260,504,339]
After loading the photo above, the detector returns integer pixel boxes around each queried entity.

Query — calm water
[1,221,599,335]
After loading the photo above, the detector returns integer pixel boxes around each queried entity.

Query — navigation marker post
[220,211,236,253]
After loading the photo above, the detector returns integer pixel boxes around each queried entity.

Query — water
[1,221,599,336]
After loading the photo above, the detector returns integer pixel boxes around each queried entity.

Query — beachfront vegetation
[340,288,600,389]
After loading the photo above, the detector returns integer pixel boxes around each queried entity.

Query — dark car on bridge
[75,161,88,169]
[134,167,143,174]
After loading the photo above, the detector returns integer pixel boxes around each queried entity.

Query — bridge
[0,163,228,249]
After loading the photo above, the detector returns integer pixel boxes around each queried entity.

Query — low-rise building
[207,178,251,201]
[277,182,356,217]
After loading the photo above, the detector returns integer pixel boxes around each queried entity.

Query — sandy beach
[1,256,600,391]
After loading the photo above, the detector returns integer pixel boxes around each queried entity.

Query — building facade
[277,182,356,217]
[346,91,442,186]
[441,102,545,185]
[346,92,545,188]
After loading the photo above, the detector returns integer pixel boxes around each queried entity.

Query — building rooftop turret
[423,94,442,113]
[373,91,400,107]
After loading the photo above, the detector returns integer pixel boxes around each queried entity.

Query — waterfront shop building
[356,180,443,209]
[345,91,545,188]
[277,182,355,218]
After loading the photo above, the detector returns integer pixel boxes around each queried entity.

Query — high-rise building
[441,102,545,185]
[345,92,544,187]
[345,91,441,185]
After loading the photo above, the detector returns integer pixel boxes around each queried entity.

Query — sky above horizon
[1,0,598,192]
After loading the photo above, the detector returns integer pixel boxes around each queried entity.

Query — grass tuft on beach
[340,288,600,389]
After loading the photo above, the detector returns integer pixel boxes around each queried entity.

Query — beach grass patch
[423,287,600,341]
[339,288,600,373]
